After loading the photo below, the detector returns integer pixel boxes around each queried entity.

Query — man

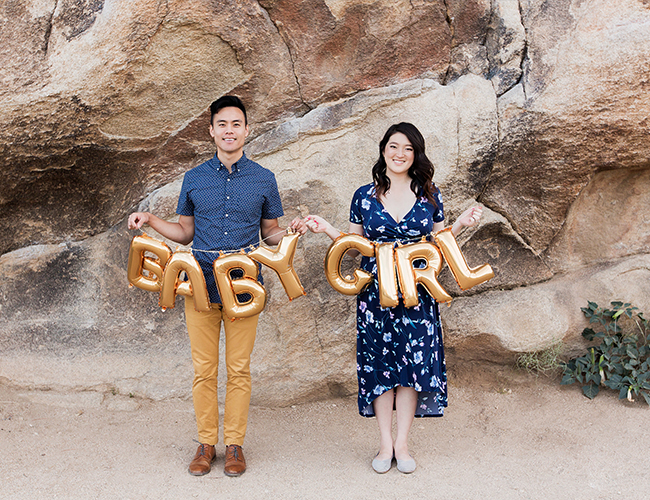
[128,95,305,477]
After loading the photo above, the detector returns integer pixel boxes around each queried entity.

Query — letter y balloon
[249,232,305,300]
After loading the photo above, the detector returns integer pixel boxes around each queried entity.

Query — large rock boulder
[0,0,301,255]
[2,0,650,404]
[481,0,650,252]
[1,74,507,403]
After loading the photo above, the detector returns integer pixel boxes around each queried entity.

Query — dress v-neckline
[377,197,418,225]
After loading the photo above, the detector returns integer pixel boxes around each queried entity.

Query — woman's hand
[305,215,331,234]
[451,206,483,236]
[458,206,483,228]
[304,215,341,240]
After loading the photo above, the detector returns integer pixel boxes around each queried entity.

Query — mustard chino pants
[184,299,259,446]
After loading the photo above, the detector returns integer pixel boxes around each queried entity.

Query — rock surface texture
[2,0,650,404]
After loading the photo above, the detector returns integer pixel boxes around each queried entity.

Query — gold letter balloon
[375,243,399,308]
[213,253,267,319]
[128,229,494,316]
[159,252,211,312]
[322,232,493,308]
[127,234,172,292]
[127,233,307,318]
[323,234,375,295]
[434,228,494,290]
[249,232,305,300]
[395,241,452,305]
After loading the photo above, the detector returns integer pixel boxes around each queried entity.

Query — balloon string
[137,226,431,256]
[333,230,432,246]
[137,228,296,256]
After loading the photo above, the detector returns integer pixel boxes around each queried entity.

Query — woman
[305,123,482,474]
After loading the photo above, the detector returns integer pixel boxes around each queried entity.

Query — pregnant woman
[305,122,482,474]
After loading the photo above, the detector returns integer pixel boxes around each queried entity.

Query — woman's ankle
[393,442,411,460]
[376,441,394,460]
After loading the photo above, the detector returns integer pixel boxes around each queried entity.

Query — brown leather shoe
[224,444,246,477]
[188,443,216,476]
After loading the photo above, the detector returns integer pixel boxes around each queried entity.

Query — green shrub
[562,301,650,405]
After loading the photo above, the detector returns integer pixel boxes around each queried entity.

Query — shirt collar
[212,152,248,173]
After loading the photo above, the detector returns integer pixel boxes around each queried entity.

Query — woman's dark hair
[371,122,438,206]
[210,95,247,125]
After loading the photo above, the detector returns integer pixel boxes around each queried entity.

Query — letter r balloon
[395,242,452,305]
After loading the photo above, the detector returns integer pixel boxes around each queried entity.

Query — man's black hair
[210,96,247,125]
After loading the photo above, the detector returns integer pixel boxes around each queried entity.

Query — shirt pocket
[191,186,225,217]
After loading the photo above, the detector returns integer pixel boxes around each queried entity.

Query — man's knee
[193,359,219,380]
[226,361,251,380]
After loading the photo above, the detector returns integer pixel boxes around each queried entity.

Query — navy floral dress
[350,183,448,418]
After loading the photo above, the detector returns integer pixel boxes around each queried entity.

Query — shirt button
[226,196,230,200]
[225,214,229,217]
[227,178,231,182]
[224,232,228,235]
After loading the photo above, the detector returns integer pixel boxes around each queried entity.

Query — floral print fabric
[350,183,448,418]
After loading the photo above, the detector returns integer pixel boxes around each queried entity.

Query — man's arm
[128,212,195,245]
[260,217,307,246]
[260,218,286,246]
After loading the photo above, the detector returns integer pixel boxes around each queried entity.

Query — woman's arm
[449,206,483,237]
[348,222,363,236]
[345,223,364,257]
[432,221,444,234]
[305,217,363,258]
[304,215,345,241]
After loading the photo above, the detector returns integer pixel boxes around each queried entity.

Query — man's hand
[261,217,307,245]
[128,212,150,230]
[288,217,308,235]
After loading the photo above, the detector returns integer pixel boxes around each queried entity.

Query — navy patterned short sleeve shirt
[176,152,284,303]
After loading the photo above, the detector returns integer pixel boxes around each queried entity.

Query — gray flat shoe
[396,457,416,474]
[372,454,393,474]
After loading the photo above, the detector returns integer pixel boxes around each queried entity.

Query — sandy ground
[1,372,649,500]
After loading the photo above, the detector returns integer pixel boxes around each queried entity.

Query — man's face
[209,106,249,156]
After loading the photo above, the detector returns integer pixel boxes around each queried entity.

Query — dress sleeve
[349,186,364,224]
[176,173,194,216]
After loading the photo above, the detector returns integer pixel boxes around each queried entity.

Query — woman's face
[382,132,414,177]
